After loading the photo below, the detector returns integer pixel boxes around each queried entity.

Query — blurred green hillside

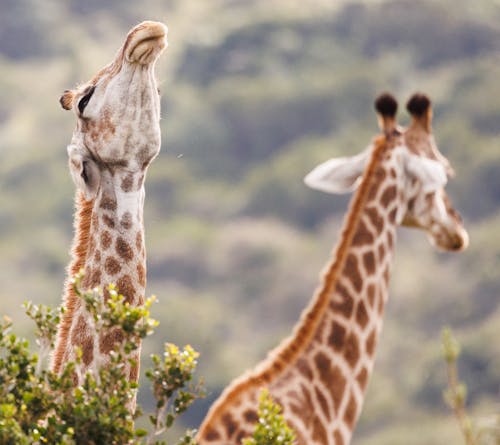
[0,0,499,442]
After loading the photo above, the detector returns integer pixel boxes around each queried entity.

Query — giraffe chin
[428,227,469,252]
[125,21,168,65]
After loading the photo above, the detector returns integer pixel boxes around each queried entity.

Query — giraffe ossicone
[197,92,468,445]
[52,21,168,390]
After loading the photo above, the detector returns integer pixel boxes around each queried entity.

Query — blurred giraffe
[197,93,468,445]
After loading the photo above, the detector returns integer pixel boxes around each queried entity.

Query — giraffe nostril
[450,233,467,251]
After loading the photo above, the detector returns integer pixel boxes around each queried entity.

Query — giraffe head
[398,93,468,251]
[60,21,168,200]
[304,92,468,252]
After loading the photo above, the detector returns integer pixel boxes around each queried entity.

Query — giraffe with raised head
[197,93,468,445]
[51,21,168,386]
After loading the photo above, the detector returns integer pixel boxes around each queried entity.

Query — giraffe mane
[52,192,94,373]
[202,134,391,421]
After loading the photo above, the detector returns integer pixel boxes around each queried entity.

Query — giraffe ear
[404,153,447,193]
[60,90,75,110]
[304,149,370,194]
[67,145,101,200]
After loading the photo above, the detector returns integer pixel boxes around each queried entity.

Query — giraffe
[197,93,469,445]
[51,21,168,386]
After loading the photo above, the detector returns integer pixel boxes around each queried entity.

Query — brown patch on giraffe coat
[343,392,358,428]
[365,207,384,235]
[314,384,331,420]
[367,283,376,308]
[312,416,328,444]
[222,413,237,439]
[71,315,87,345]
[374,165,387,183]
[314,351,347,410]
[243,409,258,423]
[121,173,135,192]
[70,315,94,366]
[105,256,122,275]
[102,214,115,229]
[204,429,221,441]
[389,167,397,178]
[82,337,94,366]
[116,237,134,262]
[99,327,124,354]
[88,267,102,288]
[408,197,416,212]
[362,251,376,275]
[343,332,360,368]
[99,195,117,211]
[331,282,354,318]
[343,254,363,293]
[334,430,345,445]
[295,358,312,380]
[356,367,369,390]
[365,329,377,356]
[101,231,112,250]
[116,274,136,304]
[137,263,146,287]
[355,300,369,329]
[378,242,386,261]
[328,320,346,351]
[94,249,101,263]
[380,185,397,208]
[120,211,133,230]
[351,219,374,246]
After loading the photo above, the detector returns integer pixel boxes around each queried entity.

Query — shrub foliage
[0,273,204,445]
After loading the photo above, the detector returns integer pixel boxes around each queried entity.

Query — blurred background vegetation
[0,0,499,443]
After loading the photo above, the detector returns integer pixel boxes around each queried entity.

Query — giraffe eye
[78,86,96,114]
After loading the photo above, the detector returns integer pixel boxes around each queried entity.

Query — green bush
[0,273,204,445]
[243,389,296,445]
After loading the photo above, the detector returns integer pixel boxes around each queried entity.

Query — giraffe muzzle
[125,21,168,65]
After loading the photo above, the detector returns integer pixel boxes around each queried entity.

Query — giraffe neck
[52,170,147,382]
[197,136,402,445]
